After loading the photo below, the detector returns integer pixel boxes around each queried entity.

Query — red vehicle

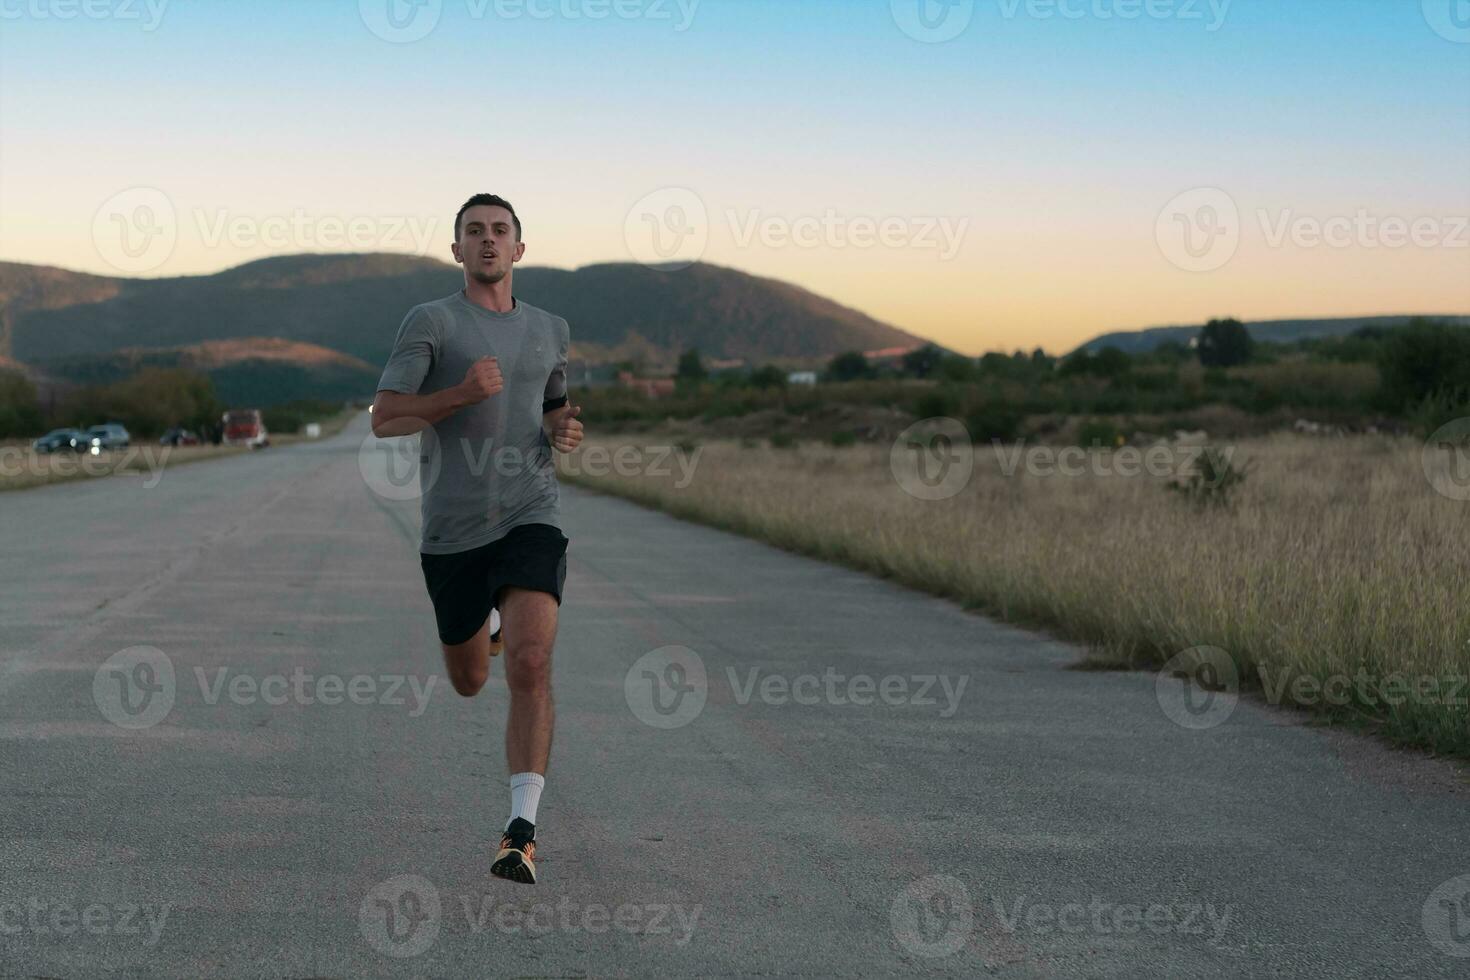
[222,409,270,449]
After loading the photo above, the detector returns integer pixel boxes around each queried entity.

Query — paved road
[1,411,1467,978]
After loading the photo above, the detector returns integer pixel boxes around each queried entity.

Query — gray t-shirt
[375,290,570,555]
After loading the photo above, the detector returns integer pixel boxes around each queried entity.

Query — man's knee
[448,662,489,697]
[505,643,552,695]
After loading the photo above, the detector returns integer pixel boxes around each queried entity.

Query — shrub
[0,370,43,439]
[965,400,1023,443]
[1198,318,1254,367]
[1377,318,1470,412]
[747,365,787,390]
[1076,419,1121,448]
[1166,446,1252,508]
[915,387,960,420]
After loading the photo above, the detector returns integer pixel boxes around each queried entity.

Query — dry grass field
[557,430,1470,756]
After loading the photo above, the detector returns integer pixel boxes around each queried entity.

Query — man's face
[453,205,525,284]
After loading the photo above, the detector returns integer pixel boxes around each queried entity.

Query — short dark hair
[455,193,522,241]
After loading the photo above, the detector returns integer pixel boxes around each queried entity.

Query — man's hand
[459,356,504,404]
[546,404,584,453]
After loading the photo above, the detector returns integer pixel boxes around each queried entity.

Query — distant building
[616,370,677,399]
[787,371,817,385]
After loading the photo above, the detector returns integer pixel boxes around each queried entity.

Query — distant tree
[978,352,1013,376]
[58,367,221,439]
[1197,318,1254,367]
[825,351,873,382]
[1152,340,1190,364]
[901,343,944,379]
[676,348,707,381]
[1092,346,1132,378]
[1057,349,1094,378]
[747,365,788,390]
[1377,318,1470,411]
[0,369,43,438]
[935,354,978,383]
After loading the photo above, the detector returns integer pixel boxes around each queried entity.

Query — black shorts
[419,523,568,646]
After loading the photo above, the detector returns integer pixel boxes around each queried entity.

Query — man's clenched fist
[548,404,584,453]
[460,356,503,403]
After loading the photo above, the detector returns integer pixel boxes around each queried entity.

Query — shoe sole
[490,848,536,884]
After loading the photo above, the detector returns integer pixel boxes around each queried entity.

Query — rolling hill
[30,338,383,408]
[1075,315,1470,355]
[0,255,932,406]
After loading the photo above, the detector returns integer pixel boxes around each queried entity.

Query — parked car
[222,409,270,449]
[31,428,87,454]
[159,427,201,447]
[82,423,131,452]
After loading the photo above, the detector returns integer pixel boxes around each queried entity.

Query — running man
[370,193,584,884]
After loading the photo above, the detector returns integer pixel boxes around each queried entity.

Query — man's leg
[499,585,558,774]
[490,585,557,884]
[440,615,491,698]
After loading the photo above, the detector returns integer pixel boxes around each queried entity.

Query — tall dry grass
[558,432,1470,756]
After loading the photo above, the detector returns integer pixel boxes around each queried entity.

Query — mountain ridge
[1075,314,1470,354]
[0,254,932,369]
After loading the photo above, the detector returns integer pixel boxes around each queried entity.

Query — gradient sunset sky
[1,0,1466,355]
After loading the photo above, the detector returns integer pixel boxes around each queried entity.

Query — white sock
[489,607,501,637]
[508,772,544,829]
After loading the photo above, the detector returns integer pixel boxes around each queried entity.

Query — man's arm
[540,322,573,448]
[372,356,503,437]
[372,386,472,438]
